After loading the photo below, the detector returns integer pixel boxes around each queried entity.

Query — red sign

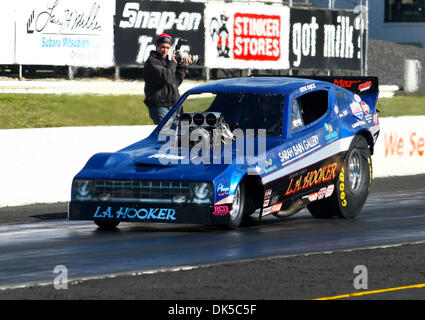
[233,13,281,61]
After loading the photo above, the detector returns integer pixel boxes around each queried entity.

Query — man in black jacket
[144,33,192,124]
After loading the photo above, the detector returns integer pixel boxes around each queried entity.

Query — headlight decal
[192,182,213,204]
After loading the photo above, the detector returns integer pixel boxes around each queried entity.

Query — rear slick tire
[308,135,372,219]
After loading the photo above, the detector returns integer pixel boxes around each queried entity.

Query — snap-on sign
[233,13,281,61]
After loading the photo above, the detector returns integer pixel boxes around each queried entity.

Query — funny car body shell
[69,76,380,227]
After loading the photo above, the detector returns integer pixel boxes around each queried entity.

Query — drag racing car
[68,76,380,229]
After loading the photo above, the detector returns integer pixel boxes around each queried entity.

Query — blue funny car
[69,76,380,229]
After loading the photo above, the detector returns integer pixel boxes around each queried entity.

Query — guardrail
[0,117,424,208]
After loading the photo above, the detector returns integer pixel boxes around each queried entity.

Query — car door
[281,86,342,204]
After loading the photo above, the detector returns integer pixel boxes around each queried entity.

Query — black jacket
[144,50,186,108]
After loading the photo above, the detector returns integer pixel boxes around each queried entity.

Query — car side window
[296,90,328,126]
[335,88,351,108]
[291,99,304,130]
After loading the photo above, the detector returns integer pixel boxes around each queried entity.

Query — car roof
[186,77,330,95]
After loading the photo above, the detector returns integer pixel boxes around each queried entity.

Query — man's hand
[171,51,178,64]
[180,56,192,67]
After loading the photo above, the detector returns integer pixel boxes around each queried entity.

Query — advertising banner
[14,0,115,67]
[204,4,290,70]
[373,116,425,178]
[115,0,205,66]
[289,8,364,70]
[0,4,16,64]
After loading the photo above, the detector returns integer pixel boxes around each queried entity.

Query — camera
[174,38,201,65]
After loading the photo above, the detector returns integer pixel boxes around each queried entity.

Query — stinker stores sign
[204,4,290,70]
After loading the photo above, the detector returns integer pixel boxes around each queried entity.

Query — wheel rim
[348,150,362,193]
[230,186,241,220]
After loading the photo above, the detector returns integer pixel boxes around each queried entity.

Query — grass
[0,93,423,129]
[376,95,425,117]
[0,94,213,129]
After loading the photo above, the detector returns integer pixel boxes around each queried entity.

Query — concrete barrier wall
[0,126,155,207]
[0,117,424,208]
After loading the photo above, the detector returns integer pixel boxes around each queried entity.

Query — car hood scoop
[132,153,183,167]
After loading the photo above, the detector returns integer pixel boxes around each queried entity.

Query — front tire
[225,183,247,229]
[308,135,372,219]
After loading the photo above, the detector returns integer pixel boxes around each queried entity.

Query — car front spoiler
[68,201,229,225]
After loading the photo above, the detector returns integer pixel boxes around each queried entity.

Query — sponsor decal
[262,202,283,216]
[264,189,272,198]
[214,195,234,205]
[264,158,277,173]
[264,165,277,174]
[353,94,361,102]
[352,120,366,129]
[303,184,334,202]
[338,109,349,118]
[361,101,370,115]
[270,202,282,213]
[324,123,339,143]
[263,198,270,207]
[350,101,364,119]
[365,114,373,123]
[334,79,361,89]
[217,183,230,196]
[325,184,335,197]
[285,162,338,196]
[278,135,320,165]
[213,205,230,215]
[338,167,347,207]
[233,13,281,61]
[265,158,273,167]
[148,153,185,160]
[93,206,176,220]
[373,113,378,125]
[299,83,316,93]
[368,157,372,191]
[358,81,372,92]
[334,105,339,114]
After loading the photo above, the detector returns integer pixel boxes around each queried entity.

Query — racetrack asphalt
[0,174,424,301]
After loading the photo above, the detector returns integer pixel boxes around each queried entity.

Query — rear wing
[291,75,380,109]
[299,76,379,95]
